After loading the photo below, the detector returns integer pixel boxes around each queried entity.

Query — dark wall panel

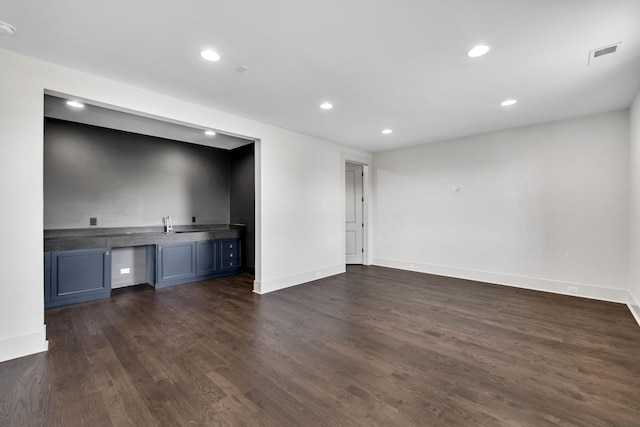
[230,144,255,271]
[44,118,230,229]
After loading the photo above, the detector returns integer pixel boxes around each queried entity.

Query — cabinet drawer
[220,239,241,270]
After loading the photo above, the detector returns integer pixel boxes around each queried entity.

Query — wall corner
[0,325,48,363]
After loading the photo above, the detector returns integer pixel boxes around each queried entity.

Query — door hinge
[362,248,364,253]
[362,197,364,202]
[361,223,364,228]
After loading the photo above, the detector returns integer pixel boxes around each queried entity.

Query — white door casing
[345,163,363,264]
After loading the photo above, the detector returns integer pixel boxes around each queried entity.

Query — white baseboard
[373,257,629,304]
[249,258,639,328]
[628,291,640,328]
[0,325,48,363]
[254,264,345,294]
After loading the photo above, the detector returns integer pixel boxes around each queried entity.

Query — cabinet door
[219,239,241,271]
[50,248,111,306]
[156,242,196,285]
[44,252,51,304]
[197,240,217,276]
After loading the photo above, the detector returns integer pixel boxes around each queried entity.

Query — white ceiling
[2,1,640,153]
[44,95,254,150]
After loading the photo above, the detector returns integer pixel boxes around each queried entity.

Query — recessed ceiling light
[501,99,517,107]
[200,49,220,62]
[66,100,85,109]
[204,130,216,136]
[0,21,16,35]
[467,45,490,58]
[382,129,393,134]
[320,102,333,110]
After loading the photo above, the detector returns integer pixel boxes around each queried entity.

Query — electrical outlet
[120,268,130,275]
[568,286,579,294]
[89,217,97,226]
[192,216,196,223]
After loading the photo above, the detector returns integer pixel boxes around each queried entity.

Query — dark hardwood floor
[1,266,640,426]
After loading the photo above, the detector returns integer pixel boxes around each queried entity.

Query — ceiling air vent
[588,42,621,66]
[235,65,249,74]
[594,45,617,58]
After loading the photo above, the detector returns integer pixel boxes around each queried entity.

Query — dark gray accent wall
[44,118,230,229]
[230,144,256,272]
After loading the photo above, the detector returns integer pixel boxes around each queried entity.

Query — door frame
[341,153,372,266]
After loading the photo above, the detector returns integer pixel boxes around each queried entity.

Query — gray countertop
[44,224,245,252]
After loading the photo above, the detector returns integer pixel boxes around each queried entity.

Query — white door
[345,163,363,264]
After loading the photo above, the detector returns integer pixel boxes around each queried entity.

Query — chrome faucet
[164,216,173,233]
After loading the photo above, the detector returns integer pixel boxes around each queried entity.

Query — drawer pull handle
[105,251,110,256]
[230,254,233,258]
[230,244,233,248]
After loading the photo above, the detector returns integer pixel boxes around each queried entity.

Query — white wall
[256,129,346,292]
[629,91,640,323]
[0,48,371,362]
[373,111,630,302]
[0,51,48,362]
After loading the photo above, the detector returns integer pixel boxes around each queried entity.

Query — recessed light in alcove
[66,100,85,109]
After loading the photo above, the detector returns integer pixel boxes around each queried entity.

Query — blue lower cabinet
[197,240,218,276]
[154,238,242,288]
[44,252,51,305]
[155,241,196,288]
[47,248,111,308]
[43,238,244,305]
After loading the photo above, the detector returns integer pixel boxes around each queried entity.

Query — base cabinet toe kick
[45,238,242,308]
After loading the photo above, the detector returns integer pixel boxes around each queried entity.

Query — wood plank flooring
[1,266,640,426]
